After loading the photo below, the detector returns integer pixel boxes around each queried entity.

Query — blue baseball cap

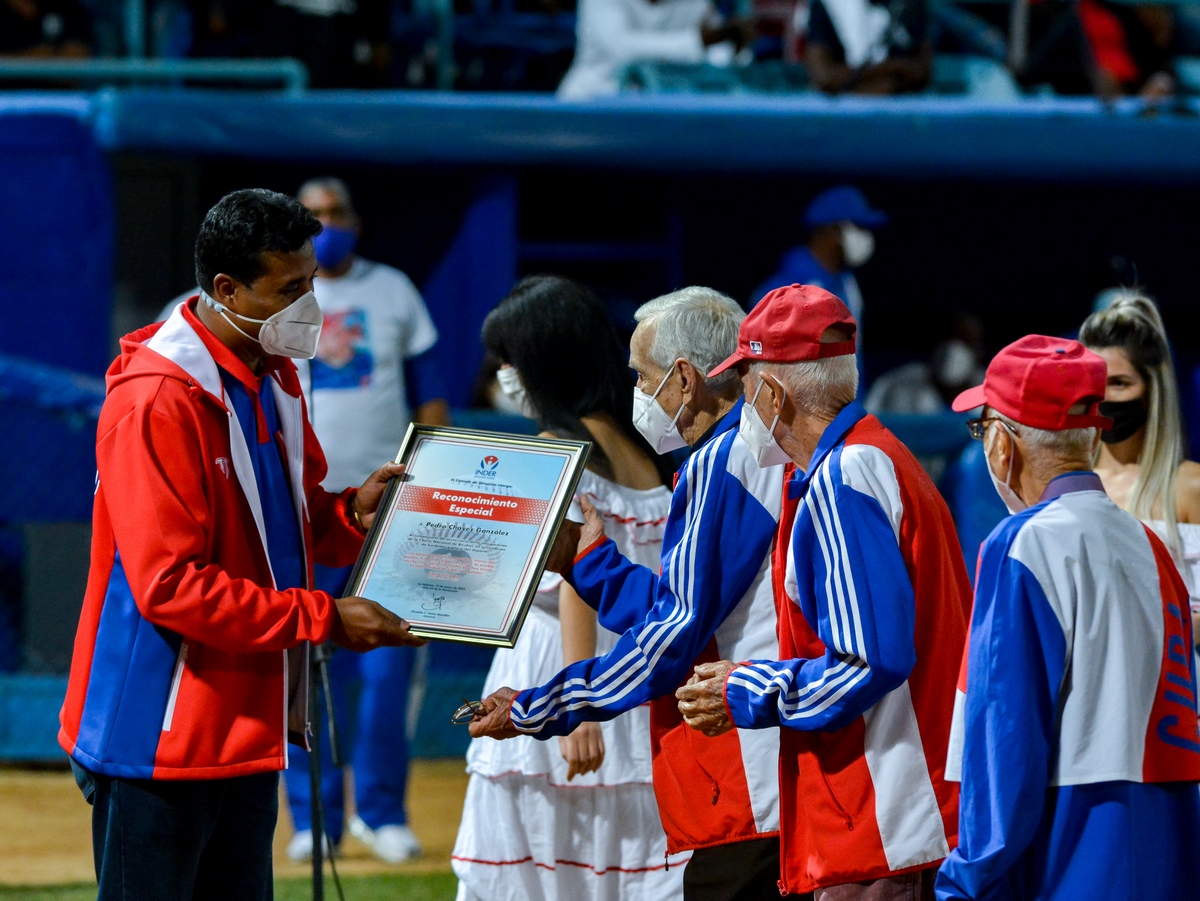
[803,186,888,229]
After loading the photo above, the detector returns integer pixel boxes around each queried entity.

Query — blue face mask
[313,224,357,270]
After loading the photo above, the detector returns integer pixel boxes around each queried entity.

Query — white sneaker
[285,829,335,862]
[349,816,421,863]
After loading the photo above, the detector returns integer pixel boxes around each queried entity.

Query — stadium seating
[621,54,1020,98]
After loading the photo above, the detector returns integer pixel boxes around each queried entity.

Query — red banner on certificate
[394,485,550,526]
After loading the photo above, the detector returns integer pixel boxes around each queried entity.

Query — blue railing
[0,58,309,94]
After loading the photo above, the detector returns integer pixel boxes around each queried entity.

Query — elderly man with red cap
[676,284,972,899]
[934,336,1200,901]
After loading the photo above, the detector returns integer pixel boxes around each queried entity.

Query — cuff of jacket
[509,689,542,735]
[723,663,778,731]
[338,488,365,534]
[306,588,339,646]
[562,536,615,601]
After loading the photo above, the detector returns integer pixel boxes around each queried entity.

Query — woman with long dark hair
[452,275,685,901]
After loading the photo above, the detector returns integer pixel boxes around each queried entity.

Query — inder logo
[476,455,500,478]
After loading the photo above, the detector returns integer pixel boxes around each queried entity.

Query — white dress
[1146,521,1200,610]
[453,470,690,901]
[1145,521,1200,663]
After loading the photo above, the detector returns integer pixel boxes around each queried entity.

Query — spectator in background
[282,177,448,864]
[995,0,1175,97]
[262,0,391,87]
[557,0,754,100]
[804,0,931,94]
[0,0,89,57]
[865,315,985,483]
[1079,0,1177,98]
[187,0,269,59]
[866,314,985,415]
[751,185,886,356]
[1079,295,1200,644]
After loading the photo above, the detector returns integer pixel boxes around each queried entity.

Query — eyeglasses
[451,698,484,726]
[966,417,1004,441]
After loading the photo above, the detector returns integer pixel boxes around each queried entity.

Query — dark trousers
[684,835,787,901]
[80,763,279,901]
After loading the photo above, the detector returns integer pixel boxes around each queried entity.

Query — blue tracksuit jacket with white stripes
[937,473,1200,901]
[508,400,781,737]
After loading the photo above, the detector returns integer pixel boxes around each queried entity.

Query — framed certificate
[345,425,591,647]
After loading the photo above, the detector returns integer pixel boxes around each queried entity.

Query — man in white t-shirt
[283,177,449,864]
[295,178,448,488]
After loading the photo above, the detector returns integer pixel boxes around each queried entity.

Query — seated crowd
[3,0,1196,97]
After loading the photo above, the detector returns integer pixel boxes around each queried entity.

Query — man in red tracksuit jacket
[678,286,969,899]
[58,189,424,900]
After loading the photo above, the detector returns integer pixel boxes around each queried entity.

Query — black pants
[78,762,279,901]
[684,835,790,901]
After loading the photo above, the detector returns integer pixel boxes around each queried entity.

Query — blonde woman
[1080,294,1200,641]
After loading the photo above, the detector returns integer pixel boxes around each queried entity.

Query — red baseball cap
[708,284,857,377]
[951,335,1113,431]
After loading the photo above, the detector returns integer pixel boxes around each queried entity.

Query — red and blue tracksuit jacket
[509,400,785,854]
[723,402,971,895]
[59,301,364,780]
[937,472,1200,901]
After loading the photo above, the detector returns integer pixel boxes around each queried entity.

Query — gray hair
[749,355,859,416]
[634,286,745,391]
[296,176,356,217]
[992,409,1098,461]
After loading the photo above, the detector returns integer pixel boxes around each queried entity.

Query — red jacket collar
[181,298,300,397]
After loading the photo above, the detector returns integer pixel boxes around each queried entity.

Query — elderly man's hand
[332,596,427,652]
[676,660,739,737]
[468,687,522,740]
[352,462,407,531]
[543,497,606,574]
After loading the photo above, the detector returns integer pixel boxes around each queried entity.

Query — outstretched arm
[473,437,778,739]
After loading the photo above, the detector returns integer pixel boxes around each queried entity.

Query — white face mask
[984,421,1028,515]
[740,377,792,468]
[495,366,538,419]
[841,223,876,268]
[632,368,688,454]
[935,340,977,388]
[201,289,323,359]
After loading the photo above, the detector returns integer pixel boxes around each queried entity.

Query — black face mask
[1099,398,1149,444]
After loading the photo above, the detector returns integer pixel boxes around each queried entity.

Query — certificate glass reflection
[346,425,590,646]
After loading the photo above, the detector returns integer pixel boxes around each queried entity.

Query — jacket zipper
[820,767,854,831]
[161,643,189,731]
[777,755,790,896]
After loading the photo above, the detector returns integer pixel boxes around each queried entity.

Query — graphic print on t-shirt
[311,308,374,390]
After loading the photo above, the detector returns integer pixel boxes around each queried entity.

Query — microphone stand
[309,641,344,901]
